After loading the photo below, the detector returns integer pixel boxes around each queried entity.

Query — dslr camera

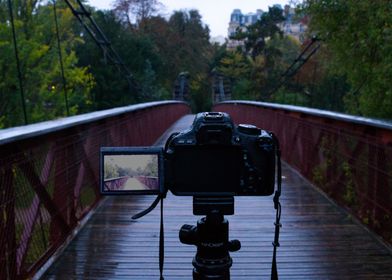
[101,112,275,197]
[100,112,281,280]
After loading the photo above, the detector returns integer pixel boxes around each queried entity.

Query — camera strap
[271,134,282,280]
[159,196,164,280]
[131,194,165,279]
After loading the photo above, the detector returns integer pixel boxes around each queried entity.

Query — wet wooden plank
[42,115,392,279]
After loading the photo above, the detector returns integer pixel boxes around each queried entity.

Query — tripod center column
[192,213,232,280]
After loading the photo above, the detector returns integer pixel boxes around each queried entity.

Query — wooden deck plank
[42,115,392,279]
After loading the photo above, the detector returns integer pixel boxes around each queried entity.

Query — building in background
[227,9,264,49]
[227,5,308,49]
[279,5,308,41]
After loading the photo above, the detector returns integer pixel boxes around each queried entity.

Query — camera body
[165,112,275,196]
[100,112,276,197]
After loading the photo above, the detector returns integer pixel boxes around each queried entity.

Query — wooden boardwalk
[42,115,392,279]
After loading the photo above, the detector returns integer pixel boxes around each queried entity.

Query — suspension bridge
[1,101,392,279]
[1,1,392,279]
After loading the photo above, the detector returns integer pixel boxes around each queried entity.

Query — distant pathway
[122,177,147,191]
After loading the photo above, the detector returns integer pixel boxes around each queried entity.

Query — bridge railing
[0,101,190,279]
[214,101,392,246]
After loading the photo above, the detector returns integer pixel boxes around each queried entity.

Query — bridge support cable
[7,0,28,124]
[52,0,70,116]
[269,36,321,97]
[62,0,138,92]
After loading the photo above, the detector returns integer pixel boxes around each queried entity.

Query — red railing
[135,176,159,190]
[214,101,392,246]
[103,176,129,191]
[0,101,190,279]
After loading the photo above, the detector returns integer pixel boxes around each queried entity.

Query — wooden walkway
[42,115,392,279]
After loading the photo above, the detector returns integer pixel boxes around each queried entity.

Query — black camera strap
[131,194,166,279]
[159,196,164,280]
[132,195,161,220]
[271,134,282,280]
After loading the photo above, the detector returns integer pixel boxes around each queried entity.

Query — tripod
[179,197,241,280]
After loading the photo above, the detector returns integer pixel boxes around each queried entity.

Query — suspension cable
[7,0,28,124]
[52,0,70,116]
[62,0,138,92]
[268,36,321,97]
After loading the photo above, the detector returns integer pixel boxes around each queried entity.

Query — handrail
[214,101,392,247]
[0,101,185,146]
[0,101,190,279]
[223,100,392,131]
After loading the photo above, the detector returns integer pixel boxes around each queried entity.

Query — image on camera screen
[103,154,160,193]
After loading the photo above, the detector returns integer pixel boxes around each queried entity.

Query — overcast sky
[87,0,290,38]
[105,154,156,170]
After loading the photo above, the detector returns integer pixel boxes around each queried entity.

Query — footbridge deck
[41,115,392,279]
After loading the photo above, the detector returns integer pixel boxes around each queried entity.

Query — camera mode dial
[238,124,260,135]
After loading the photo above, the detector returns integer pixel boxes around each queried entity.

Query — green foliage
[232,6,285,59]
[0,0,92,127]
[342,161,356,207]
[189,73,212,112]
[75,8,214,111]
[311,74,349,112]
[300,0,392,118]
[218,51,251,80]
[271,89,309,106]
[104,162,119,179]
[232,79,254,100]
[144,157,158,176]
[1,1,218,126]
[266,35,301,73]
[166,10,213,90]
[215,7,303,102]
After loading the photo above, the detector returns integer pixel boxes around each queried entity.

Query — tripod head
[179,196,241,280]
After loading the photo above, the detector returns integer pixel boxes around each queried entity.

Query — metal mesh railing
[0,101,190,279]
[214,101,392,246]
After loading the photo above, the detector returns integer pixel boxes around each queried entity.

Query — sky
[105,154,156,171]
[87,0,290,38]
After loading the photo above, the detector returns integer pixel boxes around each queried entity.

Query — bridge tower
[211,70,231,103]
[173,72,190,101]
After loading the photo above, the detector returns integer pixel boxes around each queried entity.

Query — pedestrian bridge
[1,101,391,279]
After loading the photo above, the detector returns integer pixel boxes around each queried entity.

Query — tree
[143,10,213,109]
[0,0,92,127]
[225,6,299,101]
[218,51,251,80]
[74,9,167,108]
[232,6,285,59]
[113,0,162,27]
[300,0,392,118]
[216,51,254,100]
[166,10,212,79]
[144,156,158,176]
